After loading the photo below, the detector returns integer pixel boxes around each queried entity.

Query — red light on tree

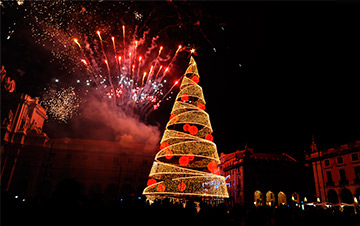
[207,161,217,172]
[188,125,198,135]
[197,103,206,111]
[165,150,173,159]
[205,134,213,142]
[181,94,189,102]
[147,178,157,188]
[191,76,199,84]
[169,114,179,123]
[160,142,169,150]
[178,182,186,192]
[157,184,166,192]
[187,152,195,161]
[183,123,190,132]
[212,167,220,175]
[179,156,189,166]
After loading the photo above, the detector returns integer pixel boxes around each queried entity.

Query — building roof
[221,148,297,163]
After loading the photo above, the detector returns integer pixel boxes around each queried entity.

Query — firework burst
[26,1,190,122]
[41,87,81,123]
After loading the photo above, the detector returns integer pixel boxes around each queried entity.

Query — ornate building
[305,138,360,204]
[1,93,49,193]
[1,93,156,202]
[219,146,313,207]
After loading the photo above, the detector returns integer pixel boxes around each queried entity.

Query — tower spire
[311,135,318,152]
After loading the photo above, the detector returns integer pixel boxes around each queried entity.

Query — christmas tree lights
[143,57,229,203]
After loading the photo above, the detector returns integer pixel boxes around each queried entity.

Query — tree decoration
[178,182,186,192]
[205,134,213,142]
[191,76,199,84]
[157,184,166,192]
[147,178,157,188]
[197,103,206,111]
[188,125,198,135]
[181,94,189,102]
[187,152,195,161]
[165,150,174,159]
[183,123,190,132]
[143,57,229,203]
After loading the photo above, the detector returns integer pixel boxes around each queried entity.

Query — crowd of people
[2,186,359,226]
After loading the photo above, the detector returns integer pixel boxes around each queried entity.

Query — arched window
[355,188,360,202]
[291,192,300,203]
[340,188,353,204]
[327,189,339,204]
[254,190,263,206]
[266,191,275,206]
[278,191,287,206]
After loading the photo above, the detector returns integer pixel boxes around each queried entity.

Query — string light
[143,57,229,203]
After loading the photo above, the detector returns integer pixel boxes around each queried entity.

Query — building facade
[1,94,157,203]
[305,139,360,204]
[219,146,313,207]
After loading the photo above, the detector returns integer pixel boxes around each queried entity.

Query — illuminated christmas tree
[143,57,229,203]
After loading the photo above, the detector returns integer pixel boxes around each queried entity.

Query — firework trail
[26,1,188,121]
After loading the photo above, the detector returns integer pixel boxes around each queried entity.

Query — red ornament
[207,161,217,172]
[183,123,190,132]
[160,142,169,150]
[197,103,206,111]
[191,76,199,84]
[188,125,198,135]
[212,167,220,175]
[157,183,166,192]
[187,152,195,161]
[169,114,179,123]
[178,182,186,192]
[181,94,189,102]
[179,156,189,166]
[164,150,173,159]
[147,178,157,188]
[205,134,213,142]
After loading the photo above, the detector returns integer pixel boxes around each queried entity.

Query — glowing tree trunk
[143,57,229,203]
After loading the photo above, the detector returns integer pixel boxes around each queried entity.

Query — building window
[355,166,360,179]
[337,157,343,164]
[326,171,333,182]
[324,159,330,166]
[326,171,334,186]
[339,168,348,185]
[352,153,359,161]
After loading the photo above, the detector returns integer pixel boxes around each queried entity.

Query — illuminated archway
[254,190,263,206]
[291,192,300,203]
[340,188,353,204]
[278,191,287,206]
[327,189,339,204]
[266,191,275,206]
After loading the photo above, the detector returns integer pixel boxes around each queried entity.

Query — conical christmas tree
[143,57,229,203]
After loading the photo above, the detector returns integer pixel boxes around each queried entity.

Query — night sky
[2,1,358,159]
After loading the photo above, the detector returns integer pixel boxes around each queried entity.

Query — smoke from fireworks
[26,1,190,122]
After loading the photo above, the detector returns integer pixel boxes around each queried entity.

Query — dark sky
[2,1,358,159]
